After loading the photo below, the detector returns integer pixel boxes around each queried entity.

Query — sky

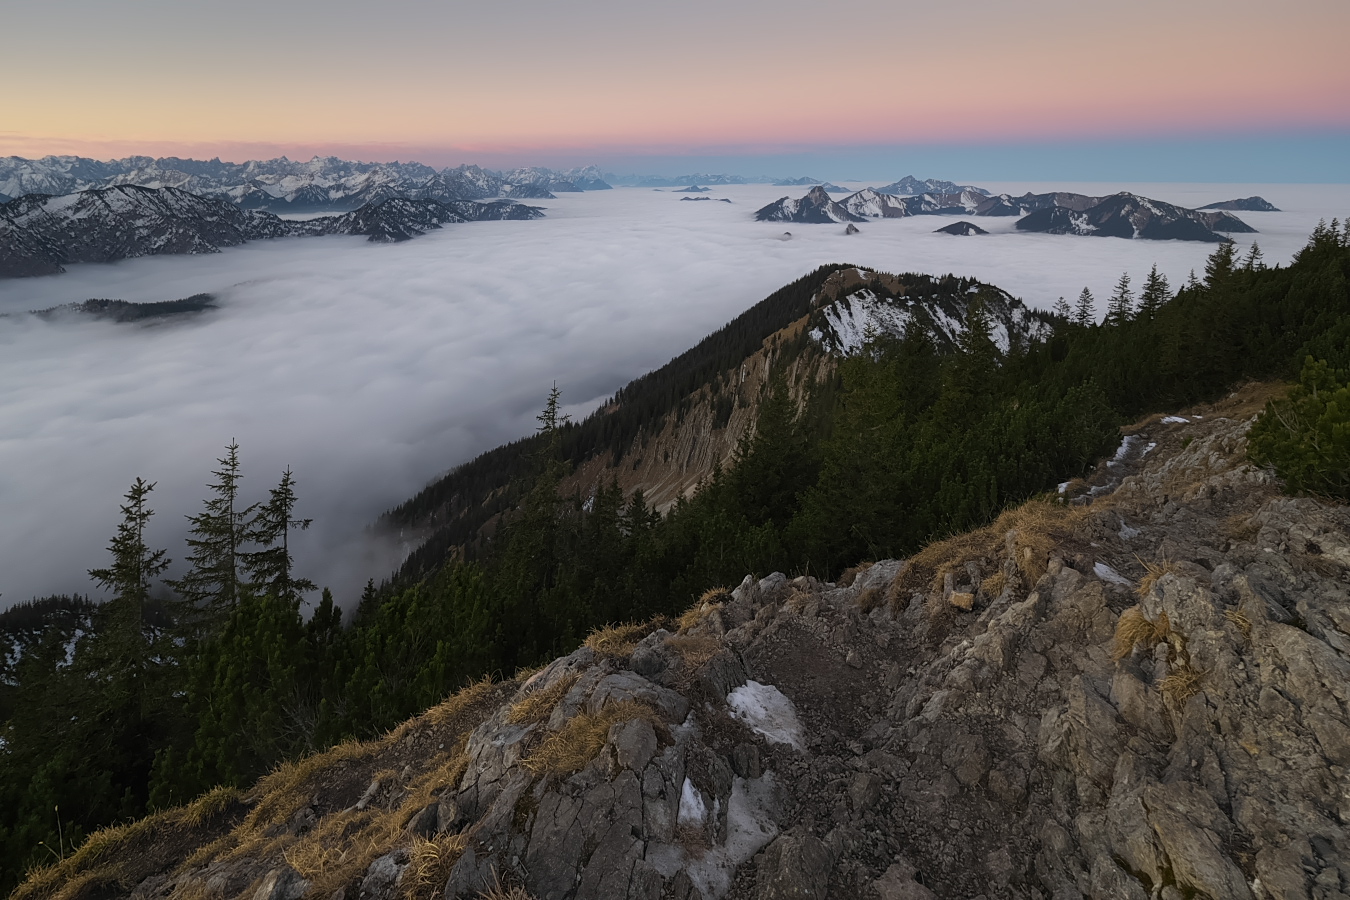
[2,182,1347,608]
[3,0,1348,180]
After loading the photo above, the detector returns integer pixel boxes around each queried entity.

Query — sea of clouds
[1,181,1346,609]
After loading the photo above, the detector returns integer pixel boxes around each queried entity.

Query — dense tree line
[3,223,1348,890]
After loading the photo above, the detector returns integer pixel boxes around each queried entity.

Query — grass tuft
[1224,608,1253,641]
[1112,606,1172,660]
[889,499,1088,607]
[406,833,470,900]
[584,621,660,657]
[1136,556,1181,599]
[1159,662,1203,708]
[507,672,580,726]
[524,700,666,777]
[838,562,874,587]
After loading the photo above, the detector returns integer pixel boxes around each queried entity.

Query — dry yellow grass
[478,870,536,900]
[584,621,657,657]
[665,633,721,670]
[838,562,874,587]
[1159,662,1203,708]
[1224,608,1253,640]
[1112,607,1172,660]
[281,806,403,897]
[180,785,243,828]
[981,570,1008,600]
[1136,556,1182,599]
[10,788,249,900]
[507,672,580,726]
[677,595,725,633]
[856,586,884,613]
[406,833,470,900]
[426,675,498,728]
[524,700,666,777]
[890,499,1088,606]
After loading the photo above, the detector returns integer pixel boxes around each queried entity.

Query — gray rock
[873,859,936,900]
[252,867,308,900]
[358,851,407,900]
[1142,782,1253,900]
[756,833,833,900]
[848,772,883,812]
[698,649,748,699]
[610,717,659,771]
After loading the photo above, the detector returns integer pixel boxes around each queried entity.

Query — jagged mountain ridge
[754,187,864,224]
[0,155,610,213]
[0,186,543,277]
[25,386,1350,900]
[876,175,991,197]
[1199,196,1281,212]
[1015,193,1254,243]
[760,186,1256,241]
[384,265,1053,580]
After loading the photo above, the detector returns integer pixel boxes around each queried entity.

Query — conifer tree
[242,469,315,608]
[1052,296,1071,319]
[1243,242,1264,272]
[1138,265,1171,320]
[170,442,252,617]
[1105,272,1134,326]
[1186,269,1201,291]
[1073,287,1095,326]
[1204,242,1237,288]
[89,478,171,613]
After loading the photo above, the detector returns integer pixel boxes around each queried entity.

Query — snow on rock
[1094,561,1132,587]
[727,680,806,751]
[650,774,781,899]
[1107,434,1142,467]
[678,776,707,827]
[1162,416,1190,424]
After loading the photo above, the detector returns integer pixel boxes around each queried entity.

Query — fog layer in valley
[1,182,1346,609]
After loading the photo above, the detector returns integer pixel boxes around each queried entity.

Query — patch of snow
[727,680,805,751]
[1094,562,1132,586]
[1141,441,1158,456]
[649,774,781,899]
[678,777,706,827]
[1161,416,1189,424]
[1057,481,1072,494]
[1108,434,1141,467]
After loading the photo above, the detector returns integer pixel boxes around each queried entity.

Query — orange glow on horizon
[2,0,1347,164]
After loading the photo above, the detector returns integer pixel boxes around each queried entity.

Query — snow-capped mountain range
[0,185,542,278]
[0,156,610,213]
[756,186,1257,242]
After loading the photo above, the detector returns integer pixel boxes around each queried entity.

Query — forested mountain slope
[386,267,1052,582]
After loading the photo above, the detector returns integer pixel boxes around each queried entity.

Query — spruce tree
[1243,242,1264,272]
[1104,272,1134,326]
[170,442,252,617]
[1138,264,1171,320]
[1073,287,1095,326]
[1204,242,1237,288]
[242,469,315,608]
[1052,296,1071,319]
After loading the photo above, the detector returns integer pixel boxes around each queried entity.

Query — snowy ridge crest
[805,267,1054,356]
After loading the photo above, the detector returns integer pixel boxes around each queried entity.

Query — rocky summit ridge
[22,383,1350,900]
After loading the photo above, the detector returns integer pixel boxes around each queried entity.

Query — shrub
[1249,357,1350,500]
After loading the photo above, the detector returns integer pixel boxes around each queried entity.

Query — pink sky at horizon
[3,0,1348,166]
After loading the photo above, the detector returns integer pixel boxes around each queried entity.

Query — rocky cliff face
[25,384,1347,900]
